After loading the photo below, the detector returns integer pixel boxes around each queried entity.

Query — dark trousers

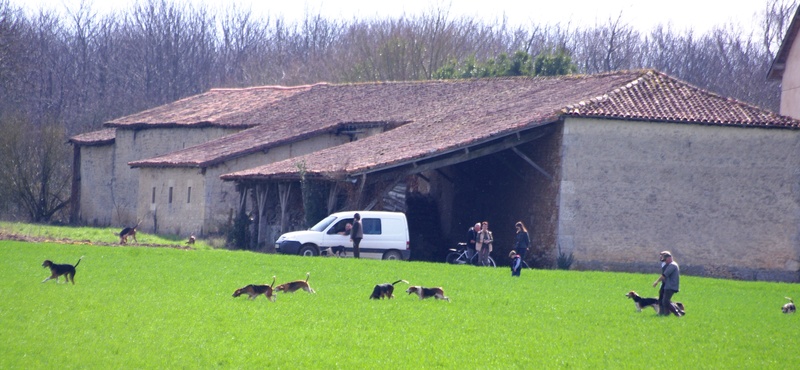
[352,238,362,258]
[517,248,527,262]
[661,289,681,316]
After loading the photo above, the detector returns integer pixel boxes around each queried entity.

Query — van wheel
[298,244,318,256]
[383,250,403,260]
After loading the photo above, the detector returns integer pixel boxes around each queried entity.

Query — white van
[274,211,411,260]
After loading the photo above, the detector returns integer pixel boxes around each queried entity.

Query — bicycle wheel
[471,253,496,267]
[445,251,460,264]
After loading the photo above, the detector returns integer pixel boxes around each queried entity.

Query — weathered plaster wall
[780,32,800,119]
[137,133,353,236]
[138,167,205,236]
[104,126,241,226]
[558,117,800,282]
[78,144,115,226]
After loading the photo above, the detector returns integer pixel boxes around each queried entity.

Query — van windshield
[309,215,337,232]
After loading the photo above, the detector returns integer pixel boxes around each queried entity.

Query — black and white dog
[783,297,796,314]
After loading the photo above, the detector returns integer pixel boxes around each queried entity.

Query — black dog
[42,256,83,284]
[369,279,408,299]
[118,221,140,244]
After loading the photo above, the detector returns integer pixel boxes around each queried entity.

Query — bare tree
[762,0,798,59]
[0,113,71,222]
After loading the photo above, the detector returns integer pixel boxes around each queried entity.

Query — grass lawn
[1,240,798,369]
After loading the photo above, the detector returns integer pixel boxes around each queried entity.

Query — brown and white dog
[42,256,83,284]
[370,279,408,299]
[186,235,196,245]
[406,285,450,302]
[118,220,141,244]
[783,297,796,314]
[233,276,276,301]
[625,291,685,314]
[275,272,316,294]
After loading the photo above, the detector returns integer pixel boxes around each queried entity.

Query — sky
[19,0,770,36]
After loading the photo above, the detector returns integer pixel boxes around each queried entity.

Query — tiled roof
[105,84,317,128]
[563,71,799,127]
[68,128,116,146]
[220,70,800,182]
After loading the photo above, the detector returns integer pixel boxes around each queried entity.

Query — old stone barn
[70,70,800,281]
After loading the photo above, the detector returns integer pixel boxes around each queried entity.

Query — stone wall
[78,144,115,226]
[558,117,800,282]
[99,126,241,227]
[136,133,354,236]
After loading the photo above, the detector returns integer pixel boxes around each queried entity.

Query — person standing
[514,221,530,263]
[509,250,522,277]
[476,221,493,266]
[652,251,683,316]
[466,223,480,260]
[350,213,363,258]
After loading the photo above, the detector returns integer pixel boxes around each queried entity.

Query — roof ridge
[563,69,652,111]
[210,82,327,92]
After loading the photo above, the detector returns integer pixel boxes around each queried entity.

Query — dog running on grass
[186,235,196,245]
[625,291,685,314]
[406,285,450,302]
[275,272,316,294]
[369,279,409,299]
[42,256,84,284]
[783,297,796,314]
[118,220,141,244]
[233,276,276,301]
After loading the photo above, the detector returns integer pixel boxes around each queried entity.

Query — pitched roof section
[68,128,116,146]
[768,5,800,79]
[564,71,800,127]
[105,84,317,128]
[221,70,800,182]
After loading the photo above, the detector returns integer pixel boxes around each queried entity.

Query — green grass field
[1,240,798,369]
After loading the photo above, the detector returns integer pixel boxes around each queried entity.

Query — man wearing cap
[652,251,684,316]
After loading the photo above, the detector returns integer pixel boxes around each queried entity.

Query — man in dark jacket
[350,213,364,258]
[466,223,480,260]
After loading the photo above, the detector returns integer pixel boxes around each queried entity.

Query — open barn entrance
[404,123,562,266]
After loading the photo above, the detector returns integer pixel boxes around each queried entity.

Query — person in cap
[652,251,683,316]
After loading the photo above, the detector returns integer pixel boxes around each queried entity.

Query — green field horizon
[1,239,797,368]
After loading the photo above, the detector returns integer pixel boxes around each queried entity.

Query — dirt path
[0,231,192,250]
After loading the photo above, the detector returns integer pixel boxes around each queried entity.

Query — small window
[152,187,156,204]
[362,218,382,235]
[187,187,192,203]
[168,187,173,204]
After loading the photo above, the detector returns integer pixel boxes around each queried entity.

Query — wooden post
[256,183,270,251]
[278,182,291,234]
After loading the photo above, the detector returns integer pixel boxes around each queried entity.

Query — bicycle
[445,243,496,267]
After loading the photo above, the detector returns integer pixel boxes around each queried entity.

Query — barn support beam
[511,146,553,181]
